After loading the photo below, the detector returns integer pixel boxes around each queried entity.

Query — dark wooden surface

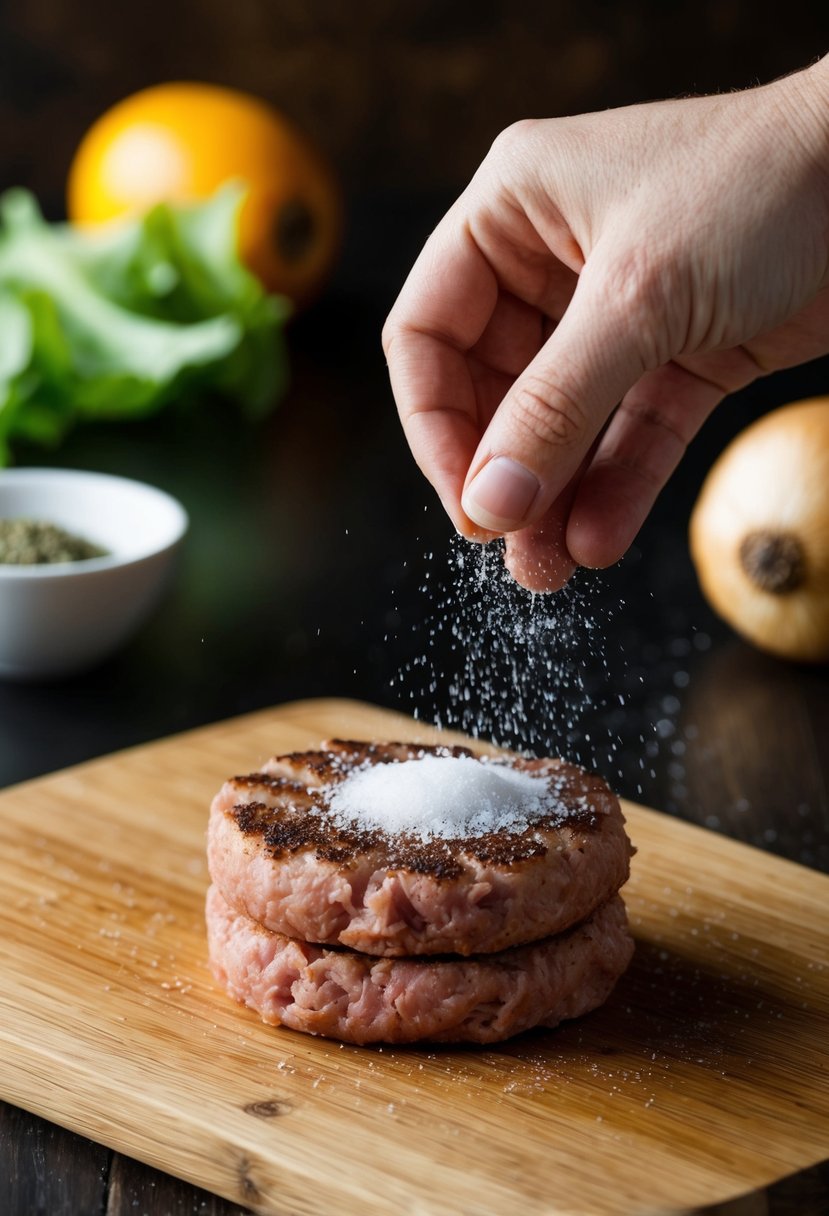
[2,5,829,1210]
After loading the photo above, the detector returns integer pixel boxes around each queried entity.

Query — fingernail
[462,456,540,531]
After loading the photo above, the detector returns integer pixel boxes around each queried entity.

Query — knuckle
[381,316,401,359]
[596,242,679,367]
[625,399,688,449]
[619,401,690,476]
[487,118,541,162]
[510,376,587,450]
[603,243,661,311]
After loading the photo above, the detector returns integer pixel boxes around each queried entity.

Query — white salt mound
[327,755,561,842]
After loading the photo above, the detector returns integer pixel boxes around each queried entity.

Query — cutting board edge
[0,1034,382,1216]
[4,1020,823,1216]
[4,1019,827,1216]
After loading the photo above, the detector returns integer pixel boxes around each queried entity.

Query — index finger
[382,205,499,536]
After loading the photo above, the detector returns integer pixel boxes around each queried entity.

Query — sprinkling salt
[327,754,563,841]
[389,535,699,809]
[396,537,624,766]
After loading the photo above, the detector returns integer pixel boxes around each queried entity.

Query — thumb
[460,262,650,533]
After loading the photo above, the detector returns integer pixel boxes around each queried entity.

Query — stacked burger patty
[206,740,635,1045]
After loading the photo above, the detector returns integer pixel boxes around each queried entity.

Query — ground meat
[207,739,633,956]
[206,885,635,1045]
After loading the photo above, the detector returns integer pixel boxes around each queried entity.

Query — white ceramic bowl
[0,468,188,680]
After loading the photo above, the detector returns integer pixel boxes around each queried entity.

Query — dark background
[1,5,828,1214]
[0,0,825,857]
[2,0,829,204]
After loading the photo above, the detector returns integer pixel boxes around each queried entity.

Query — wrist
[803,52,829,107]
[774,55,829,172]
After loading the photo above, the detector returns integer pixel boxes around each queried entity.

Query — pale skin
[383,56,829,591]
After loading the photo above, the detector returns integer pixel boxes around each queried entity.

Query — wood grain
[0,698,827,1216]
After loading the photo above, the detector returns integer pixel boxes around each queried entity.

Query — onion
[689,396,829,663]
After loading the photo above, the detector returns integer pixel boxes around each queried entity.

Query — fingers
[503,347,760,586]
[383,211,500,538]
[503,465,583,592]
[565,356,749,568]
[504,518,577,593]
[383,201,575,538]
[460,256,648,534]
[468,290,546,381]
[390,339,495,539]
[384,92,826,583]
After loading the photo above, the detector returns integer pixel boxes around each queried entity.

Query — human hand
[383,57,829,590]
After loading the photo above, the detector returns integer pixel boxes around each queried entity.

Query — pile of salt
[327,754,561,841]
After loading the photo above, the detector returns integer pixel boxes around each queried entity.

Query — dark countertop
[1,200,828,1214]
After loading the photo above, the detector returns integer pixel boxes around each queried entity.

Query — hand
[383,57,829,590]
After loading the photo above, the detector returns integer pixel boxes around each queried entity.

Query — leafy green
[0,186,290,464]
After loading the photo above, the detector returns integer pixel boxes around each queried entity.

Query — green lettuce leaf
[0,186,290,464]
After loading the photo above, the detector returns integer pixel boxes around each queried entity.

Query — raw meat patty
[208,739,633,957]
[206,885,634,1045]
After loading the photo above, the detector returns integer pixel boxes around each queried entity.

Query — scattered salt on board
[327,754,561,841]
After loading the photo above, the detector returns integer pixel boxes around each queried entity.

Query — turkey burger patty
[207,739,634,957]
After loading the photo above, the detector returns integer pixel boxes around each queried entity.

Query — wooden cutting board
[1,698,827,1216]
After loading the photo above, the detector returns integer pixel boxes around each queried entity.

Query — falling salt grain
[398,537,626,770]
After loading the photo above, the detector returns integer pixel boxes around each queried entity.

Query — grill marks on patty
[208,739,633,959]
[227,739,607,877]
[233,800,467,877]
[206,739,636,1040]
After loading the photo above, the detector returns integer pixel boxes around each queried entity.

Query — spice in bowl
[0,518,107,565]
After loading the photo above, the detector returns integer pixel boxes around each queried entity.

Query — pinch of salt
[326,755,564,841]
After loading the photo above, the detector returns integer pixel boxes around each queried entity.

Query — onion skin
[689,397,829,663]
